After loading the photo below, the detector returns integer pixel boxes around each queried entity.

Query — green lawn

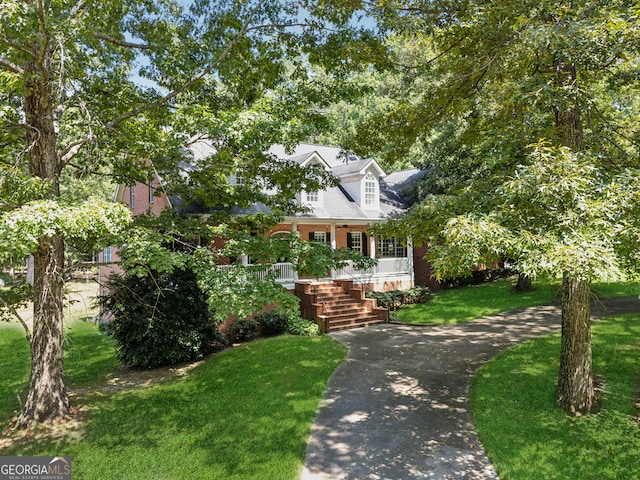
[0,323,30,426]
[0,320,346,480]
[4,278,639,479]
[0,318,120,426]
[470,313,640,480]
[395,277,640,324]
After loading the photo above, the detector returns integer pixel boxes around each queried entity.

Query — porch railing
[216,262,295,282]
[377,257,411,275]
[335,257,410,279]
[216,257,409,284]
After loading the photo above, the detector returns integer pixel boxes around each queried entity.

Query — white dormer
[296,152,331,207]
[333,159,386,211]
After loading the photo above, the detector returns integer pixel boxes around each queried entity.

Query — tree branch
[0,56,23,74]
[58,0,268,165]
[0,37,36,60]
[36,0,51,72]
[69,0,86,19]
[93,33,150,50]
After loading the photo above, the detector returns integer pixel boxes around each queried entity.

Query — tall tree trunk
[16,52,70,426]
[552,57,596,414]
[553,59,583,150]
[17,234,69,426]
[557,273,595,414]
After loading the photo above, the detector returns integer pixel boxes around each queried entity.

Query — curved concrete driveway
[301,298,640,480]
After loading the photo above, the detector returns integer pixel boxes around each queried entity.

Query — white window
[103,247,112,263]
[364,173,377,206]
[149,184,154,204]
[129,186,135,209]
[349,232,362,253]
[377,236,407,258]
[306,191,319,203]
[311,231,326,243]
[231,171,245,186]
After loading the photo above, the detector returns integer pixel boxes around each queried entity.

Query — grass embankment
[471,313,640,480]
[1,282,347,480]
[395,277,640,324]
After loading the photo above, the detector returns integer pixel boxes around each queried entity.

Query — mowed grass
[395,277,560,324]
[395,277,640,324]
[470,313,640,480]
[0,323,30,426]
[1,281,118,424]
[1,318,121,426]
[1,319,346,479]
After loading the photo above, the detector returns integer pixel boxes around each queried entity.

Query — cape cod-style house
[99,143,433,331]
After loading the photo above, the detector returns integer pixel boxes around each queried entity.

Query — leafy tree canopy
[0,0,386,426]
[322,0,640,414]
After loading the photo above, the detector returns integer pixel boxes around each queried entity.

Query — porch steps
[295,281,388,333]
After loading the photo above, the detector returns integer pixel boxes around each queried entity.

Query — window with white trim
[312,231,326,243]
[103,246,112,263]
[348,232,362,253]
[129,186,135,209]
[306,191,319,203]
[377,236,407,258]
[364,172,377,206]
[231,171,245,186]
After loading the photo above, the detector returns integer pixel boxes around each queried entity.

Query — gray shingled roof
[270,144,404,221]
[384,168,423,186]
[175,142,412,221]
[331,158,383,177]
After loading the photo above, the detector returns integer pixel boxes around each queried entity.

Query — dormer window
[364,172,377,207]
[231,171,245,186]
[306,191,319,203]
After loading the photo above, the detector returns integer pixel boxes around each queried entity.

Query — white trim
[297,152,332,171]
[363,172,379,209]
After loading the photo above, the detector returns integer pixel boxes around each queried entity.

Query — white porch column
[330,223,337,280]
[292,222,299,282]
[407,236,414,287]
[369,233,376,276]
[26,255,34,285]
[330,223,337,250]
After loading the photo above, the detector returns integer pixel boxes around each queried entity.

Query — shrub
[254,310,290,335]
[287,316,321,337]
[208,328,228,351]
[441,267,514,288]
[366,286,432,310]
[100,268,224,368]
[229,318,258,342]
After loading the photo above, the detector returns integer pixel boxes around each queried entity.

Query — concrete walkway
[300,297,640,480]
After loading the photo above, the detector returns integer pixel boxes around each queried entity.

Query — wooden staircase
[295,280,388,333]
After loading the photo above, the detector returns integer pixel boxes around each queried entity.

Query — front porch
[223,256,413,291]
